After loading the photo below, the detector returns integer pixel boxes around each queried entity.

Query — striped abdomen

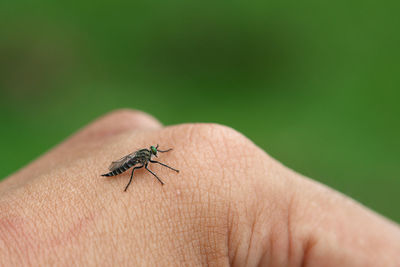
[101,159,138,177]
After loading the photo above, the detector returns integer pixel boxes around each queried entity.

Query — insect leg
[145,164,165,185]
[149,160,179,172]
[124,164,144,192]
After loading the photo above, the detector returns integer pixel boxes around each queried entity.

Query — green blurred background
[0,1,399,222]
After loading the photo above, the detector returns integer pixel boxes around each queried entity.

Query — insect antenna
[158,148,172,153]
[156,144,172,153]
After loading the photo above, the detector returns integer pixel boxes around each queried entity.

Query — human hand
[1,110,399,266]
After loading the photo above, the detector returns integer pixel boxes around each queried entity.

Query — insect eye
[151,146,157,155]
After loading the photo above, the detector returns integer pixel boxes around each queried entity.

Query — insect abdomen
[101,159,137,177]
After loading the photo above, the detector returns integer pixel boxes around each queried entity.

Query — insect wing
[108,152,137,171]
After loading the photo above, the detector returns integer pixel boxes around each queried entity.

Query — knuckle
[99,109,146,125]
[104,108,139,118]
[102,109,160,128]
[84,109,161,139]
[167,122,260,190]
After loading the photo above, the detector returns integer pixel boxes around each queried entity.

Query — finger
[0,109,162,190]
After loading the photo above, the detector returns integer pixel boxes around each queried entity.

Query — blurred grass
[0,0,399,222]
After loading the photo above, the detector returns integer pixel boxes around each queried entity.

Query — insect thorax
[135,149,152,160]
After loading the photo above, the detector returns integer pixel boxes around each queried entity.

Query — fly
[101,144,179,191]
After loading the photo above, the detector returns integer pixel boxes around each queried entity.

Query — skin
[0,109,399,266]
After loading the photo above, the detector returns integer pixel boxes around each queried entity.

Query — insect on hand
[101,145,179,191]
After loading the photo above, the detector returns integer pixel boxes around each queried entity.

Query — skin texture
[0,109,399,266]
